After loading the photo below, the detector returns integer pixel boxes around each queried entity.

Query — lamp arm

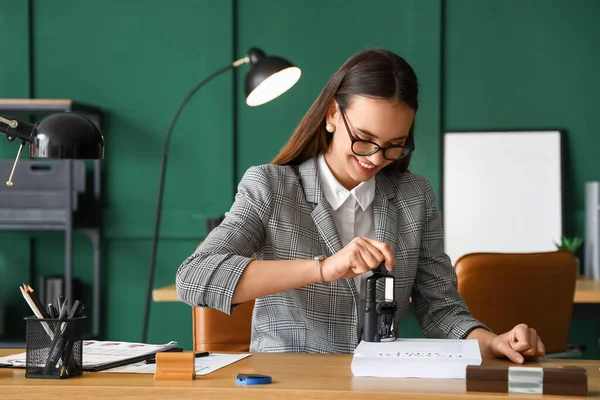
[0,115,35,143]
[141,58,249,343]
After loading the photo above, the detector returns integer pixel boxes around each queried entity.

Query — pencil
[19,286,54,338]
[144,351,210,364]
[25,284,50,319]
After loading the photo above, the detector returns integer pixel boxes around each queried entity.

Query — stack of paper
[351,338,482,379]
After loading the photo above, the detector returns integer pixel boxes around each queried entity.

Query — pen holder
[24,316,86,379]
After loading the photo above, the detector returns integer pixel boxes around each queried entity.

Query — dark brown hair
[271,48,419,173]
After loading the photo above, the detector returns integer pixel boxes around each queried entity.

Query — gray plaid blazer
[176,156,488,353]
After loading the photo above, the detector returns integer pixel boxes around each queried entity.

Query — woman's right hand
[320,237,396,282]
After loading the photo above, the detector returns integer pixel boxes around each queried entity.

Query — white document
[351,338,482,379]
[100,353,251,375]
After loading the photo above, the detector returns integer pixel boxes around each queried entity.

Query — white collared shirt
[317,153,376,298]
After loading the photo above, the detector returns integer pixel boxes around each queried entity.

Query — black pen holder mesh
[25,316,85,379]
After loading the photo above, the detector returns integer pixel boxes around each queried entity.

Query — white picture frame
[442,130,563,266]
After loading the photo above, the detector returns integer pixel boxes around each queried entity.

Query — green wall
[443,0,600,359]
[236,0,443,193]
[0,0,598,356]
[444,0,600,240]
[0,0,236,348]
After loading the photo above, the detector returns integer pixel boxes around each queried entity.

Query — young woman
[176,48,544,364]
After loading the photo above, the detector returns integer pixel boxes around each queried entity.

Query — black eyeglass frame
[335,99,415,161]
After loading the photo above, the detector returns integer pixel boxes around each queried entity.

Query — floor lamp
[142,47,301,343]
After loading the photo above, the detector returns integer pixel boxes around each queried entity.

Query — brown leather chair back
[454,251,577,354]
[191,241,255,352]
[192,300,254,352]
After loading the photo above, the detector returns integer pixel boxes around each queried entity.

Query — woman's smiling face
[324,95,415,190]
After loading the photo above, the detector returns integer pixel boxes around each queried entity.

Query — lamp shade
[28,113,104,159]
[245,47,301,107]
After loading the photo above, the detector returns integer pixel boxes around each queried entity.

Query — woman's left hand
[489,323,545,364]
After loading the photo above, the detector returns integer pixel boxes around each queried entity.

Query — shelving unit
[0,99,103,340]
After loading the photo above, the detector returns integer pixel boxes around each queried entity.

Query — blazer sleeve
[175,166,271,314]
[411,178,492,339]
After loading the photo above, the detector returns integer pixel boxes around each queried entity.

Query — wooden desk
[154,278,600,303]
[153,284,178,302]
[1,349,599,399]
[574,277,600,303]
[0,98,100,114]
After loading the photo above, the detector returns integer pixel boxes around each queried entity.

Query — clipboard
[0,340,182,372]
[83,347,183,372]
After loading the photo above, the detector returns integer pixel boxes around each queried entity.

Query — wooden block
[543,366,589,397]
[154,352,196,381]
[466,365,508,394]
[466,365,588,397]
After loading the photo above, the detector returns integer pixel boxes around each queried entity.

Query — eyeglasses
[336,100,415,161]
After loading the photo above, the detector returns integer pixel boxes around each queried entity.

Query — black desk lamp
[142,47,301,342]
[0,112,104,184]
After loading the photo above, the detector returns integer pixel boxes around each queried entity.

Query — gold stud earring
[326,123,335,133]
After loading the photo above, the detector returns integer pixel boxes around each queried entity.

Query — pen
[58,298,69,320]
[47,304,57,319]
[57,300,84,376]
[144,351,210,364]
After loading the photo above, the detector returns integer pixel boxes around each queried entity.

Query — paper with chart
[351,338,482,379]
[0,340,179,370]
[80,340,179,369]
[99,353,251,375]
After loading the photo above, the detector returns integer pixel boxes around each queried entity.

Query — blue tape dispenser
[236,373,272,385]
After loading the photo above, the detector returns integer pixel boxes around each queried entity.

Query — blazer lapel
[312,202,344,256]
[373,173,401,259]
[299,157,343,256]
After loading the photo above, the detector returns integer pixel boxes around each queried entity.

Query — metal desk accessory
[363,265,397,342]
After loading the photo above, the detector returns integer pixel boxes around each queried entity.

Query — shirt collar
[317,153,375,211]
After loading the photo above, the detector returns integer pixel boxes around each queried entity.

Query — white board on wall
[442,131,563,266]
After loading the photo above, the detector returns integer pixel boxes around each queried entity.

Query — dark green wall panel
[235,0,414,179]
[444,0,600,238]
[103,239,196,347]
[444,0,600,358]
[33,0,235,239]
[236,0,443,197]
[0,0,29,102]
[403,0,443,197]
[0,233,31,339]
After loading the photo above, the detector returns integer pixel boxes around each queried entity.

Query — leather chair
[192,300,254,352]
[454,250,577,354]
[191,241,255,352]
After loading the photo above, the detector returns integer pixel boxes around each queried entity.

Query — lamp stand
[141,57,249,343]
[1,117,37,186]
